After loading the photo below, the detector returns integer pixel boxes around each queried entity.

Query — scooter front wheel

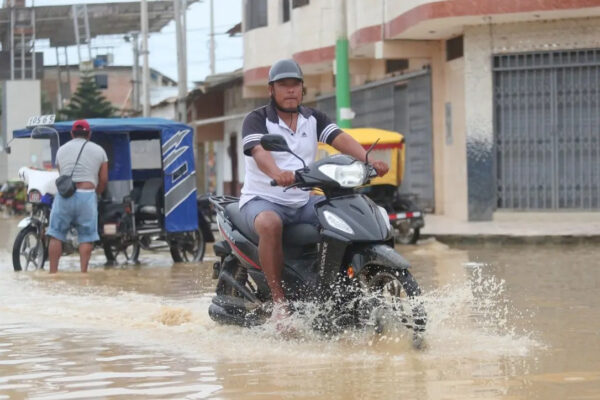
[12,226,46,271]
[366,268,427,345]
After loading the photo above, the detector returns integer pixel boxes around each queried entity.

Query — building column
[464,26,495,221]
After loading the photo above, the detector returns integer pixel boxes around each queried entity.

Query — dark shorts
[240,196,324,232]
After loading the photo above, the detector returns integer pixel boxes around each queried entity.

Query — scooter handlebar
[366,163,378,178]
[270,179,278,186]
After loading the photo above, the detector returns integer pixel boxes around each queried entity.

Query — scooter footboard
[350,244,411,276]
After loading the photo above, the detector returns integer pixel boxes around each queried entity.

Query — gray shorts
[240,196,324,232]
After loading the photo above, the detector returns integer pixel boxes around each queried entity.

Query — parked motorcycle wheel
[394,225,420,245]
[12,226,46,271]
[169,229,205,263]
[103,243,140,265]
[366,268,427,346]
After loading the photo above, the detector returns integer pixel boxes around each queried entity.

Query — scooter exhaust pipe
[212,294,259,312]
[208,303,247,326]
[208,303,263,327]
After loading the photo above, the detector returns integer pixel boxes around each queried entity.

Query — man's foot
[270,302,297,338]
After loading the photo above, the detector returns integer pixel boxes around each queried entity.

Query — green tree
[58,72,115,120]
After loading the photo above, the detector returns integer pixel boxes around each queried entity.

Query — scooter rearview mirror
[260,134,308,171]
[365,138,380,165]
[260,134,290,152]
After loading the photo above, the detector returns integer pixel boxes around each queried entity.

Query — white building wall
[289,0,336,54]
[150,102,176,120]
[1,80,44,182]
[244,1,293,71]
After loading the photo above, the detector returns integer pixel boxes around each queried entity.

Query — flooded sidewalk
[423,211,600,239]
[1,216,599,399]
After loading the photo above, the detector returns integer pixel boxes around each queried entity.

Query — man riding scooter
[239,59,389,329]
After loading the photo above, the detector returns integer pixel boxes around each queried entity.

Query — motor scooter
[209,134,426,344]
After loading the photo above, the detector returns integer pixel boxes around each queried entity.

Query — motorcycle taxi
[9,117,214,271]
[317,128,425,244]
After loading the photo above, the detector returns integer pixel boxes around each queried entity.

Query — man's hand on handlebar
[272,170,296,187]
[371,160,389,177]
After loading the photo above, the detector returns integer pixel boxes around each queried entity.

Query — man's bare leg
[78,242,93,273]
[254,211,285,303]
[48,237,62,274]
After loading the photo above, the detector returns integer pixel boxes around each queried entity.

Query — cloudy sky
[29,0,243,86]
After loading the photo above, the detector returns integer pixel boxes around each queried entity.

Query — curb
[420,233,600,245]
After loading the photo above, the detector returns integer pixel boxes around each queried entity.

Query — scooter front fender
[17,217,32,228]
[350,244,411,276]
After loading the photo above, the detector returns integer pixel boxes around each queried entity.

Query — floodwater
[1,215,599,399]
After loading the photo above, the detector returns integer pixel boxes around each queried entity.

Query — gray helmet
[268,59,303,83]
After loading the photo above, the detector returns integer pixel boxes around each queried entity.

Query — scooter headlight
[318,162,367,188]
[377,205,392,234]
[323,210,354,235]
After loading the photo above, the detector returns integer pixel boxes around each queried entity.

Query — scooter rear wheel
[103,242,140,265]
[394,226,420,245]
[169,229,205,263]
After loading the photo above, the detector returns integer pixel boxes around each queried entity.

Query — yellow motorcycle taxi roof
[343,128,404,148]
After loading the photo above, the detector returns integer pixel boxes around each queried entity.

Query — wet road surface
[1,215,599,399]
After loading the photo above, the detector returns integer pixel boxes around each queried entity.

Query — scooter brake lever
[283,182,303,192]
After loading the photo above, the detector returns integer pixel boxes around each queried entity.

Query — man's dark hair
[71,129,89,138]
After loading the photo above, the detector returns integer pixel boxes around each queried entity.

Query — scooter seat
[139,205,157,215]
[224,202,321,246]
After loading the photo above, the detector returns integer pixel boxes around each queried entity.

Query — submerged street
[0,215,599,399]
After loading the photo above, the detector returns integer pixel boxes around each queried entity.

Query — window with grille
[245,0,267,31]
[94,74,108,89]
[446,35,463,61]
[385,59,409,74]
[292,0,309,8]
[282,0,290,22]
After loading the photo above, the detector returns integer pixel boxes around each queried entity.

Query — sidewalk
[421,211,600,242]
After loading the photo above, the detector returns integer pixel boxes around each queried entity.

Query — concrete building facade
[42,65,178,116]
[241,0,600,221]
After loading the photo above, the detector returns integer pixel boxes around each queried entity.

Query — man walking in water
[47,120,108,273]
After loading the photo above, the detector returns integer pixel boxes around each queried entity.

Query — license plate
[29,191,41,203]
[103,223,117,235]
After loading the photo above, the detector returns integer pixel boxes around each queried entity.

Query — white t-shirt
[56,137,108,187]
[240,101,341,208]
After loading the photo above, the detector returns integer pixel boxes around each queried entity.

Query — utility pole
[141,0,150,117]
[174,0,188,122]
[334,0,352,128]
[209,0,215,75]
[131,32,140,113]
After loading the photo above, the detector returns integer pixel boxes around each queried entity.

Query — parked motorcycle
[208,134,426,345]
[12,167,58,271]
